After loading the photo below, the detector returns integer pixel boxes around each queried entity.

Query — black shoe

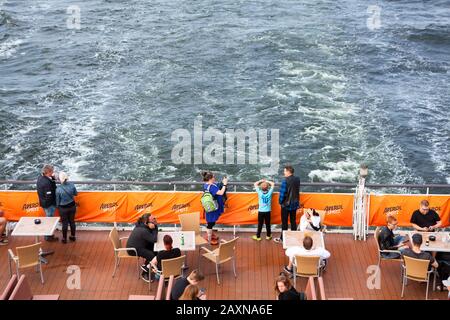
[140,264,149,273]
[61,239,67,244]
[46,236,59,242]
[141,272,150,283]
[283,266,293,274]
[69,236,76,242]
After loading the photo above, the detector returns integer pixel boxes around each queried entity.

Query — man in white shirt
[283,235,330,274]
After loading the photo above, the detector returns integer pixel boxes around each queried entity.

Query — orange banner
[0,191,355,226]
[369,194,450,227]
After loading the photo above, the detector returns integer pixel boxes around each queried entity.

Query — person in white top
[299,209,321,232]
[283,235,330,274]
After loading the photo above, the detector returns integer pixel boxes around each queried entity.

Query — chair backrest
[218,237,239,262]
[161,255,186,278]
[16,243,41,268]
[294,255,321,276]
[155,276,165,301]
[109,227,121,250]
[9,275,33,300]
[305,276,317,300]
[374,227,382,252]
[403,255,430,280]
[178,212,201,234]
[0,275,18,300]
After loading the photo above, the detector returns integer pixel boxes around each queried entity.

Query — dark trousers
[59,205,76,240]
[281,207,297,239]
[256,211,271,237]
[129,248,156,266]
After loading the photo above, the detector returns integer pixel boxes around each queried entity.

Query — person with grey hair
[56,172,78,243]
[36,164,58,241]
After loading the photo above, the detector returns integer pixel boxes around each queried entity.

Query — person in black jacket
[275,273,306,300]
[274,165,300,243]
[36,164,58,241]
[126,213,158,282]
[378,215,409,259]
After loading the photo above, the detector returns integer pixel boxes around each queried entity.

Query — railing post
[426,187,429,195]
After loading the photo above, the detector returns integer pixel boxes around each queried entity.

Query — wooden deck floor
[0,230,447,300]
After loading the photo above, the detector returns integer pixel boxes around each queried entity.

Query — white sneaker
[273,237,282,243]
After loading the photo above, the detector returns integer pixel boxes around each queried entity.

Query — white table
[12,217,60,264]
[154,231,196,252]
[283,230,325,250]
[408,231,450,253]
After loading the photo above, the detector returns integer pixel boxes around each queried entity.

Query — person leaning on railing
[126,213,158,283]
[0,210,8,245]
[36,164,58,241]
[410,200,442,232]
[56,172,78,244]
[252,179,275,241]
[274,165,300,243]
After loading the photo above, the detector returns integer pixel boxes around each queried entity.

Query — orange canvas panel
[75,192,128,222]
[0,191,46,220]
[369,194,450,227]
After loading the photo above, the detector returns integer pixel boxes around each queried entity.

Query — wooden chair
[305,276,317,300]
[200,237,238,284]
[317,276,326,300]
[374,227,402,274]
[293,255,321,288]
[9,275,59,300]
[401,255,436,300]
[109,227,140,279]
[8,243,44,284]
[0,275,18,300]
[150,255,186,292]
[129,276,166,300]
[178,212,208,265]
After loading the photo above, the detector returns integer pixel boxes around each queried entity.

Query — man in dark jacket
[127,213,158,282]
[36,164,58,241]
[274,165,300,243]
[378,215,409,258]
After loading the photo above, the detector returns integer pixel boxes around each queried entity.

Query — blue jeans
[43,206,56,240]
[381,235,406,259]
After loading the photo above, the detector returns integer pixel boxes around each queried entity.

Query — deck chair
[0,275,17,300]
[200,237,238,285]
[8,242,44,284]
[374,227,402,276]
[305,276,317,300]
[129,276,165,300]
[293,255,321,288]
[401,255,436,300]
[150,255,186,292]
[109,227,140,278]
[178,212,208,264]
[9,275,59,300]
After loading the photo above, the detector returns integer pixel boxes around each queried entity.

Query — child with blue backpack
[252,179,275,241]
[201,171,228,245]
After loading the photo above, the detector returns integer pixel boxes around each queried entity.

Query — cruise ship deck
[1,230,447,300]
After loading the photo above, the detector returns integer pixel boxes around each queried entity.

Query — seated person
[410,200,441,232]
[150,234,181,280]
[436,252,450,291]
[179,284,203,300]
[402,233,439,270]
[299,209,322,232]
[126,213,158,282]
[171,269,205,300]
[275,273,306,300]
[283,236,330,274]
[378,215,409,259]
[0,210,8,245]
